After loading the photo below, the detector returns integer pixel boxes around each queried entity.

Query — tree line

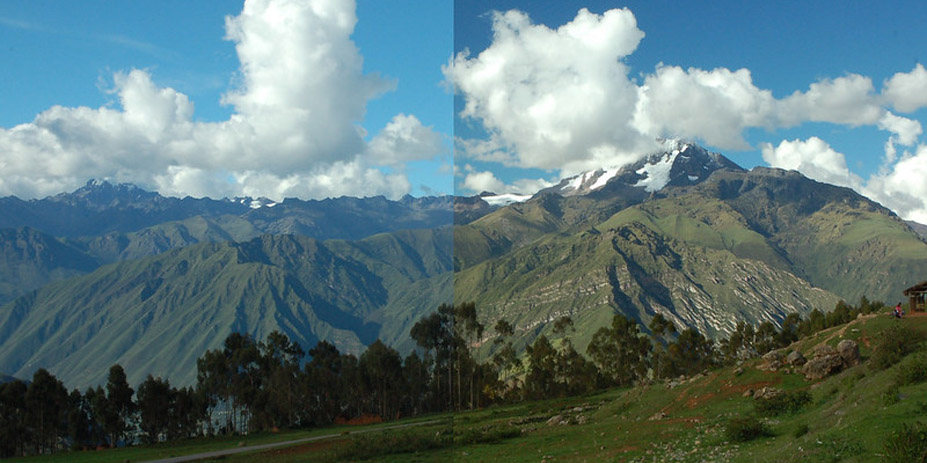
[0,297,884,458]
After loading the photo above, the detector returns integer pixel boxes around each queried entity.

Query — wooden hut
[903,281,927,312]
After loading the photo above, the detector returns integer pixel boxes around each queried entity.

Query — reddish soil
[685,392,716,409]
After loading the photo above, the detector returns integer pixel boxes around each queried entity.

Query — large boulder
[837,340,861,367]
[787,350,807,366]
[811,344,838,358]
[802,344,844,380]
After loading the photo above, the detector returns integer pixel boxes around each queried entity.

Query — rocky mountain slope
[455,145,927,352]
[0,229,452,388]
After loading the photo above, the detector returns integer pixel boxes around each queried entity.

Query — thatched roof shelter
[903,281,927,312]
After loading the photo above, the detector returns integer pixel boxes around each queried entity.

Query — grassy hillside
[0,230,452,389]
[17,306,927,463]
[694,168,927,303]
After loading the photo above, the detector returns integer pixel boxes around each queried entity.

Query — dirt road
[142,418,446,463]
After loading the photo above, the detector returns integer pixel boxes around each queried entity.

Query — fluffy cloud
[444,8,657,175]
[367,114,444,166]
[883,64,927,113]
[0,0,442,200]
[778,74,882,126]
[461,166,554,195]
[864,144,927,223]
[447,7,925,196]
[463,171,504,194]
[761,138,863,189]
[878,112,922,146]
[634,66,775,149]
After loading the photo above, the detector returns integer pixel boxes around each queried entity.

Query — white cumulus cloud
[447,7,926,204]
[461,167,554,195]
[864,144,927,223]
[883,64,927,113]
[0,0,443,200]
[634,65,775,149]
[761,137,863,189]
[444,8,657,175]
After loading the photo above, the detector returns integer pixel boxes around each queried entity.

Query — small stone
[753,387,782,400]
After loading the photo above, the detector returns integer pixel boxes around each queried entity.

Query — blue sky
[449,1,927,222]
[2,1,927,221]
[0,0,452,199]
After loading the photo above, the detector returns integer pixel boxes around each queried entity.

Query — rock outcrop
[837,339,861,367]
[801,340,860,380]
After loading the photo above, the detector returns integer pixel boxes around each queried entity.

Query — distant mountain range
[1,142,926,388]
[0,181,453,304]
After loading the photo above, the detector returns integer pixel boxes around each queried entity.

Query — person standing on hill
[894,302,904,319]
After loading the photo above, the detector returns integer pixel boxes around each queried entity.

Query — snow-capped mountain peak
[530,141,743,200]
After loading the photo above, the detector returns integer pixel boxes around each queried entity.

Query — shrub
[332,425,452,460]
[724,415,771,442]
[454,424,520,445]
[793,423,809,438]
[882,385,901,406]
[884,422,927,463]
[871,326,926,370]
[819,435,863,462]
[755,390,812,416]
[895,354,927,386]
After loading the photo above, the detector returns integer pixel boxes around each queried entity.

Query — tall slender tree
[104,365,136,447]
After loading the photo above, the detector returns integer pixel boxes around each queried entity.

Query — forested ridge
[0,297,885,458]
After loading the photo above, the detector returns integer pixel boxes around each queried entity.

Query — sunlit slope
[691,168,927,303]
[455,166,927,353]
[455,219,838,353]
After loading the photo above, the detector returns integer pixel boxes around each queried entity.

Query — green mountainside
[0,230,452,388]
[1,147,926,391]
[685,168,927,303]
[455,166,927,354]
[0,227,98,304]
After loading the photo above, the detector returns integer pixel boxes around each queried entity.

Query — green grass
[15,314,927,463]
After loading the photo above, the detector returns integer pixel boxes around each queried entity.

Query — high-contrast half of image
[2,0,927,461]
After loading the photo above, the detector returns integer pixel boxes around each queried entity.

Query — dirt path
[141,419,446,463]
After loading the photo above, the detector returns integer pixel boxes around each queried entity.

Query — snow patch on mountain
[634,151,678,192]
[589,167,620,190]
